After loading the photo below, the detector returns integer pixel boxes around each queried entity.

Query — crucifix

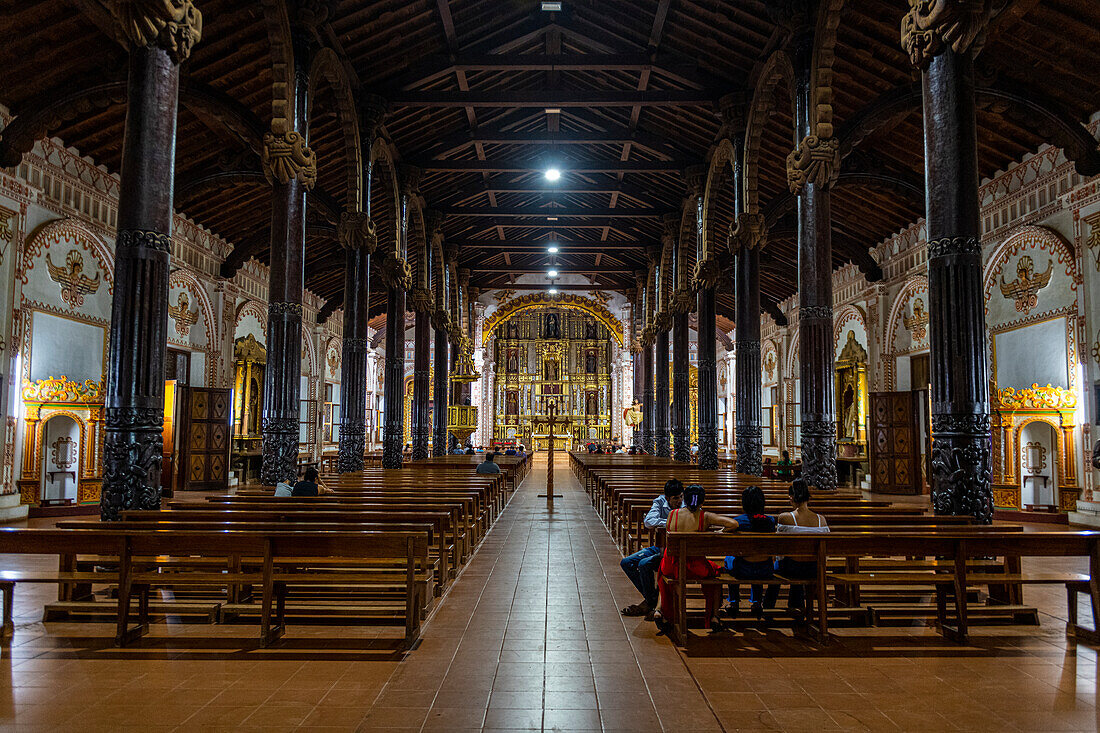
[539,399,563,502]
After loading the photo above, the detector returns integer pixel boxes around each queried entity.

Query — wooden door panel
[179,387,232,491]
[870,391,920,495]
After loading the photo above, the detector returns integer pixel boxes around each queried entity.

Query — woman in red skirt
[654,484,739,634]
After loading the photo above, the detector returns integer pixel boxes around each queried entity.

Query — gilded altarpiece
[18,377,104,505]
[492,308,613,450]
[991,384,1079,511]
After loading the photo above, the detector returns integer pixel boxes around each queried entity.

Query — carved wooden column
[654,228,672,458]
[734,241,763,476]
[457,269,472,405]
[672,170,701,462]
[101,2,202,519]
[258,29,315,485]
[631,277,646,452]
[902,2,993,520]
[789,28,839,490]
[410,203,432,462]
[694,191,723,469]
[430,216,451,456]
[336,210,376,472]
[381,167,417,468]
[641,256,657,454]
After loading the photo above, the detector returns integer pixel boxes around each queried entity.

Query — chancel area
[1,0,1100,730]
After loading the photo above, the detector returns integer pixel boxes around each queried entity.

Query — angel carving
[999,255,1052,315]
[46,250,101,309]
[168,291,198,336]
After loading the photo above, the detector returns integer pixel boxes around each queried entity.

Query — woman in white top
[766,479,829,621]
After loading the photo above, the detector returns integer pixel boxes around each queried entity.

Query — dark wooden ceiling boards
[2,0,1098,322]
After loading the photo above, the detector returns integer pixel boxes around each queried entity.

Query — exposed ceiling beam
[454,219,652,230]
[438,206,663,218]
[416,159,691,173]
[416,128,686,156]
[389,90,716,108]
[448,240,647,250]
[429,179,661,201]
[466,266,634,273]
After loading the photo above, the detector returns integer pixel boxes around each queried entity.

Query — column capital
[359,94,389,142]
[684,165,707,199]
[398,164,422,197]
[338,209,378,252]
[730,211,768,251]
[112,0,203,63]
[786,134,839,194]
[661,214,678,246]
[262,130,318,189]
[718,92,749,135]
[445,245,460,264]
[381,253,413,291]
[425,209,445,243]
[901,0,993,69]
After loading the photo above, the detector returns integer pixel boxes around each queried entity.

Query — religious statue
[506,321,519,339]
[843,384,860,439]
[586,391,598,416]
[624,400,643,427]
[584,320,597,339]
[506,348,518,373]
[506,391,519,416]
[545,312,560,338]
[544,359,559,381]
[585,349,597,374]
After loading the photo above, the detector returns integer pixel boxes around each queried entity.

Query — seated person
[292,467,332,497]
[761,456,776,478]
[274,473,295,497]
[505,446,517,456]
[595,445,605,454]
[516,444,526,456]
[620,479,683,619]
[723,485,777,622]
[465,446,476,455]
[776,450,795,480]
[766,479,829,622]
[476,452,501,474]
[654,484,739,634]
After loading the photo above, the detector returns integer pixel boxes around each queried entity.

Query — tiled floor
[2,456,1099,731]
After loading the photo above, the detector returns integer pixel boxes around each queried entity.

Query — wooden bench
[662,530,1100,647]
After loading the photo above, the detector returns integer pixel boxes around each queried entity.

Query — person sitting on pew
[764,479,829,624]
[620,479,683,619]
[274,472,296,497]
[517,444,526,457]
[722,486,778,623]
[762,457,776,478]
[776,450,794,480]
[654,484,740,635]
[505,446,517,456]
[465,446,476,455]
[291,467,333,497]
[476,452,501,474]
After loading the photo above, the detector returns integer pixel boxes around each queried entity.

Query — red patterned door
[869,391,920,494]
[178,387,232,490]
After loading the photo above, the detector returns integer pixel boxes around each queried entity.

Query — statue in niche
[586,349,597,374]
[247,377,261,434]
[544,359,559,381]
[624,400,643,427]
[842,381,859,439]
[586,391,598,415]
[545,312,560,338]
[584,319,597,339]
[506,348,518,373]
[506,321,519,339]
[506,391,519,416]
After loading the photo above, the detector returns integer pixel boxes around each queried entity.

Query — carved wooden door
[869,391,920,495]
[178,387,232,490]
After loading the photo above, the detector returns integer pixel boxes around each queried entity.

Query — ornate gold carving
[692,256,723,291]
[22,377,104,404]
[411,287,434,313]
[903,297,929,341]
[494,289,516,305]
[670,288,694,314]
[997,383,1076,411]
[450,336,480,384]
[786,135,839,194]
[729,212,767,252]
[1084,212,1100,272]
[337,209,377,253]
[763,351,777,381]
[482,292,624,347]
[262,130,317,189]
[46,250,101,309]
[234,333,266,363]
[168,291,198,336]
[381,254,413,291]
[992,484,1020,509]
[113,0,203,63]
[999,255,1053,314]
[900,0,993,69]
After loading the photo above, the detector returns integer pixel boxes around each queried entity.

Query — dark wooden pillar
[790,30,838,490]
[903,7,993,521]
[641,341,655,454]
[735,244,763,476]
[410,203,432,461]
[101,4,202,519]
[430,216,450,457]
[653,328,670,458]
[696,284,718,470]
[336,98,386,473]
[381,167,418,468]
[259,30,314,486]
[336,211,376,472]
[671,314,690,461]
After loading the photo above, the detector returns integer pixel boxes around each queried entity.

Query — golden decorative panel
[996,383,1076,411]
[22,377,104,404]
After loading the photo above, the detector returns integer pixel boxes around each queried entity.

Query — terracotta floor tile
[481,707,542,730]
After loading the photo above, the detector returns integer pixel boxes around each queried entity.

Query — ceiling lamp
[549,287,558,294]
[541,2,562,11]
[544,167,561,182]
[547,269,559,278]
[547,245,559,253]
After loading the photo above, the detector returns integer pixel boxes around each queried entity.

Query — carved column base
[101,407,164,520]
[654,434,670,458]
[673,428,691,463]
[642,429,655,455]
[261,417,299,485]
[801,419,837,490]
[735,426,763,476]
[382,430,403,468]
[411,423,431,461]
[931,413,993,523]
[337,423,365,473]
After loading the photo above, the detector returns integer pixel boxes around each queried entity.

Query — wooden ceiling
[2,0,1098,323]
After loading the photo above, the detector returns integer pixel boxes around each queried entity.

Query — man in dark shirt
[476,453,501,474]
[292,467,327,497]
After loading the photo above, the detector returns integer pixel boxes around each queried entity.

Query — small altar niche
[18,377,104,506]
[835,330,868,459]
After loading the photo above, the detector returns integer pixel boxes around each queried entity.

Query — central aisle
[364,454,725,732]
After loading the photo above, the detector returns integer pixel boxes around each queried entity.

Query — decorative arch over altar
[482,293,624,347]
